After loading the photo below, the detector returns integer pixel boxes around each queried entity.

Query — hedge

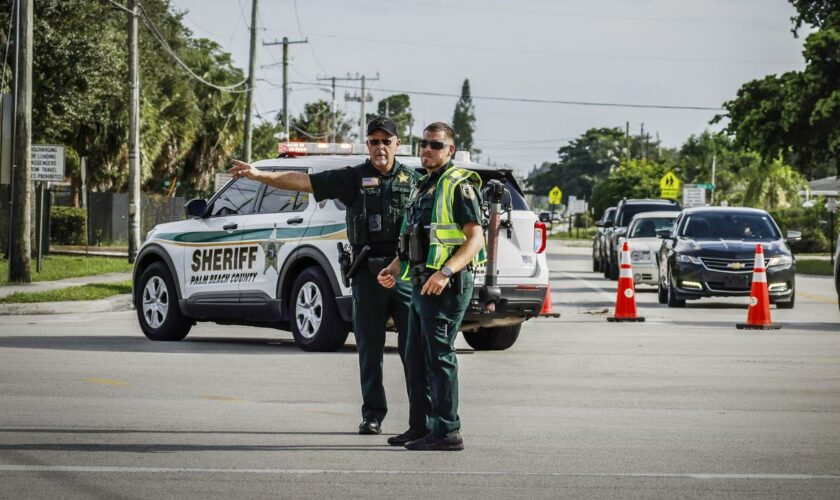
[50,206,86,245]
[770,203,838,254]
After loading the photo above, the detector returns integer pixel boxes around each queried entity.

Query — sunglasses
[367,138,393,146]
[419,140,448,150]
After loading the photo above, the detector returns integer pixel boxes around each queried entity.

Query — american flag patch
[362,177,380,188]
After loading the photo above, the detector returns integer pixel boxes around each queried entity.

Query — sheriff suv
[132,143,551,352]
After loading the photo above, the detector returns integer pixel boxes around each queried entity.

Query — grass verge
[0,255,132,285]
[0,281,132,304]
[796,259,834,276]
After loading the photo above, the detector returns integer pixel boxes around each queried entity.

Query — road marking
[197,395,243,403]
[0,465,837,480]
[559,272,615,301]
[797,291,838,305]
[82,378,127,387]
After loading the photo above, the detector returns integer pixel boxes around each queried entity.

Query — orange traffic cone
[539,287,560,318]
[607,241,645,322]
[736,244,781,330]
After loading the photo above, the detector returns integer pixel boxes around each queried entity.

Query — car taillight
[534,221,546,254]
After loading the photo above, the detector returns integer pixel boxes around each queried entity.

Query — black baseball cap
[367,117,398,137]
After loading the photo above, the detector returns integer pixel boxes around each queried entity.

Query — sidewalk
[0,272,133,315]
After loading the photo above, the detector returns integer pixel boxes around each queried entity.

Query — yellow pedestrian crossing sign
[660,171,681,199]
[549,186,562,205]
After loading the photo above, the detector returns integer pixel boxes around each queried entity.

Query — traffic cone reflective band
[736,244,781,330]
[608,241,645,322]
[539,287,560,318]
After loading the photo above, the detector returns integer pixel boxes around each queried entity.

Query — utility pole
[344,73,378,142]
[9,0,32,282]
[624,121,630,166]
[263,36,307,141]
[127,0,141,264]
[243,0,258,162]
[318,74,366,142]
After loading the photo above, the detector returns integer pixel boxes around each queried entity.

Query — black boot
[358,418,381,435]
[404,431,463,451]
[387,428,427,446]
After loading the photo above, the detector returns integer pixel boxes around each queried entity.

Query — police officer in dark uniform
[229,117,425,440]
[377,122,485,451]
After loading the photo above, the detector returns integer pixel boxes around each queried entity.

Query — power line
[137,4,249,92]
[364,0,788,28]
[291,32,798,66]
[292,0,326,74]
[291,80,724,111]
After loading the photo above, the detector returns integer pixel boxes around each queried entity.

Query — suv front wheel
[463,324,521,351]
[136,262,192,341]
[290,267,349,352]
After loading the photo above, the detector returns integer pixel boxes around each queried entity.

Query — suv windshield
[619,203,678,226]
[680,212,780,240]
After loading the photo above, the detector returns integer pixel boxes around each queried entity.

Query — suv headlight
[677,254,702,265]
[631,250,651,263]
[766,255,792,267]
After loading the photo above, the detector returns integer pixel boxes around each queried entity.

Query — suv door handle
[286,217,304,224]
[223,223,238,231]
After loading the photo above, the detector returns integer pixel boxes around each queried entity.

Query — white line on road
[0,465,838,480]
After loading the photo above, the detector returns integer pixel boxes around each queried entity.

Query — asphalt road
[1,242,838,499]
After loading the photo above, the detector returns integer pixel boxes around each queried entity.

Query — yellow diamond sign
[549,186,562,205]
[660,171,681,199]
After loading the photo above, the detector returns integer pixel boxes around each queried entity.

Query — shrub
[50,206,86,245]
[770,202,837,254]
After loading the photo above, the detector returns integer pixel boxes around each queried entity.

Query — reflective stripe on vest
[426,167,487,270]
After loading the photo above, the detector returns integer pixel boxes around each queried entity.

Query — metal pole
[282,36,289,142]
[127,0,141,264]
[330,77,336,143]
[36,181,43,272]
[831,211,835,266]
[711,152,717,206]
[243,0,258,161]
[359,75,366,142]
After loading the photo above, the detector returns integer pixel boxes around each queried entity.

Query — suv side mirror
[614,227,626,236]
[594,221,603,228]
[785,230,802,242]
[656,229,672,239]
[185,198,207,218]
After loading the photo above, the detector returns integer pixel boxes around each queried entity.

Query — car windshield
[629,217,675,238]
[680,213,780,240]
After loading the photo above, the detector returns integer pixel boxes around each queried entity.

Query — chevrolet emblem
[727,262,745,270]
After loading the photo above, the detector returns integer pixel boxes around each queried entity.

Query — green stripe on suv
[155,223,347,244]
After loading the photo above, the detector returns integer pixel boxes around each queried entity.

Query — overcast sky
[169,0,807,174]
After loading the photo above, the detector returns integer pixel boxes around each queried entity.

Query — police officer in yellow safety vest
[229,117,424,440]
[377,122,486,451]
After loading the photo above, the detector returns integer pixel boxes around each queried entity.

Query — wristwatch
[440,265,454,278]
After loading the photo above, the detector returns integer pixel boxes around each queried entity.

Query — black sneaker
[387,428,427,446]
[404,431,464,451]
[358,419,381,435]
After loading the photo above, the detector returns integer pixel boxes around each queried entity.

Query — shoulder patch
[460,182,475,200]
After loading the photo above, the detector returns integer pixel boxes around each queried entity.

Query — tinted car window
[629,217,675,238]
[259,187,309,213]
[209,178,260,217]
[680,213,780,239]
[618,203,678,226]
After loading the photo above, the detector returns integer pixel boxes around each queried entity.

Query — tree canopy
[452,79,477,154]
[718,0,840,178]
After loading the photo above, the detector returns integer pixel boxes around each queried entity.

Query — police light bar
[278,142,412,156]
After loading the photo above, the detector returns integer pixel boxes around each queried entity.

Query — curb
[0,294,134,316]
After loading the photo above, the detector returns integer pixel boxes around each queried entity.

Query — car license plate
[724,274,749,289]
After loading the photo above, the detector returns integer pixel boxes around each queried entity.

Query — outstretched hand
[228,159,258,180]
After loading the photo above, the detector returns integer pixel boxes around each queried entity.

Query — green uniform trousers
[405,272,474,437]
[351,269,426,431]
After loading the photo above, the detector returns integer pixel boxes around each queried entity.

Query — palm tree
[742,156,807,210]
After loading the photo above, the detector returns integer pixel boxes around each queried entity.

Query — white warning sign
[30,144,65,182]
